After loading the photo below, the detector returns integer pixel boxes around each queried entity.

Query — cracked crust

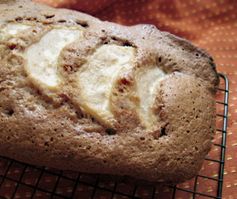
[0,0,218,183]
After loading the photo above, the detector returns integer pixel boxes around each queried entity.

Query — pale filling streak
[6,23,167,129]
[24,28,82,87]
[0,23,30,40]
[77,45,135,126]
[136,67,166,130]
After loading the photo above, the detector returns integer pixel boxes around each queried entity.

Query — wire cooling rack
[0,73,229,199]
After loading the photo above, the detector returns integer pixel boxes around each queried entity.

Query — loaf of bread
[0,0,219,183]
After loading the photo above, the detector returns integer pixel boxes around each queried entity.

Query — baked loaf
[0,0,219,183]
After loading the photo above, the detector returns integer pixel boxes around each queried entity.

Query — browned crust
[0,0,218,183]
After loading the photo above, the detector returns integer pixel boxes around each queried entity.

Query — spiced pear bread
[0,0,219,183]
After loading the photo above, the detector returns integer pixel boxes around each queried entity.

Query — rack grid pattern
[0,73,229,199]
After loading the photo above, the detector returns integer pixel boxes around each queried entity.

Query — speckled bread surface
[0,0,219,183]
